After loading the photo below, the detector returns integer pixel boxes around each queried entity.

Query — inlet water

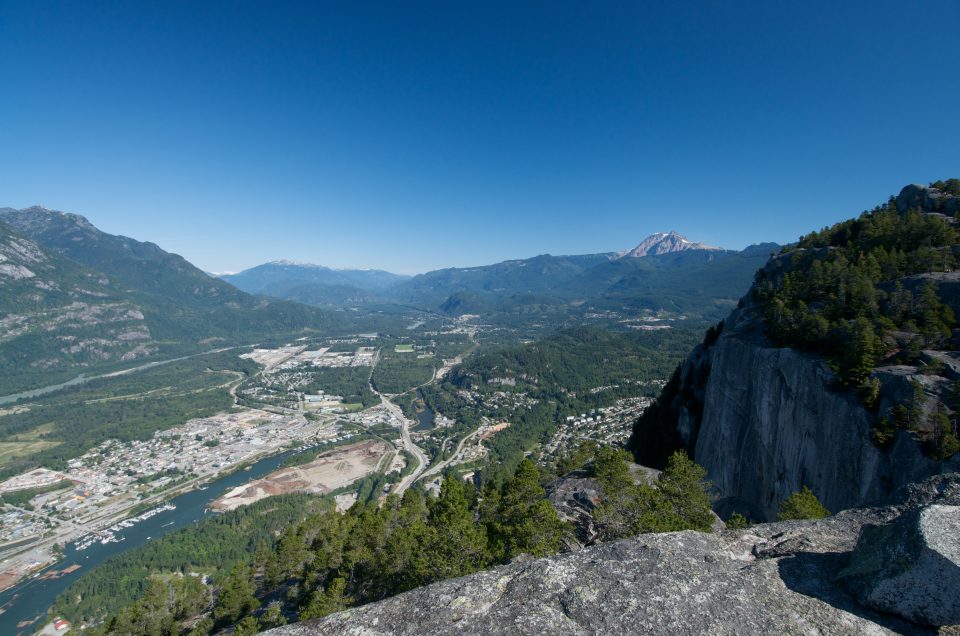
[0,449,296,634]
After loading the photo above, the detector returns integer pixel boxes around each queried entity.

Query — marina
[71,503,177,552]
[0,449,296,633]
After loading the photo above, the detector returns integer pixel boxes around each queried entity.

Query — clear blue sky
[1,1,958,274]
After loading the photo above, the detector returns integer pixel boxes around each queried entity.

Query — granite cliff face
[268,474,960,635]
[629,184,960,521]
[634,294,958,521]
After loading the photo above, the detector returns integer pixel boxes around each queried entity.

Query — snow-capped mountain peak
[618,231,720,258]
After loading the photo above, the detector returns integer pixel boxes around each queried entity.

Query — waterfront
[0,448,296,634]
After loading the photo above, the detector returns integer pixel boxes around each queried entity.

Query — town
[0,334,652,600]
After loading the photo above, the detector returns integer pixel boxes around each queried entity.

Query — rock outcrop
[267,474,960,635]
[546,465,667,549]
[839,503,960,626]
[628,185,960,521]
[545,473,603,549]
[896,183,959,216]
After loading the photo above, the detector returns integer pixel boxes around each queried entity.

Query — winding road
[414,426,482,485]
[367,349,430,496]
[381,394,430,496]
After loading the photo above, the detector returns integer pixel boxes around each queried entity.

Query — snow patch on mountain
[619,231,721,258]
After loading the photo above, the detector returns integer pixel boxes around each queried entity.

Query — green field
[0,440,61,468]
[394,344,414,352]
[0,422,60,469]
[372,349,437,394]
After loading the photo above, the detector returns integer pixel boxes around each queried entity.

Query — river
[0,374,91,407]
[0,448,297,634]
[0,347,238,406]
[413,390,435,431]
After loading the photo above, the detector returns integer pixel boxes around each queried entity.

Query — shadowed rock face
[839,504,960,626]
[895,184,959,216]
[265,475,960,636]
[630,293,959,522]
[628,223,960,521]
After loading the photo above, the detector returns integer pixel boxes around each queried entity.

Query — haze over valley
[1,2,958,635]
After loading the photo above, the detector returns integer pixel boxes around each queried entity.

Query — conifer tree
[657,450,714,531]
[486,459,568,559]
[778,486,830,520]
[300,577,349,620]
[423,475,489,580]
[212,564,259,626]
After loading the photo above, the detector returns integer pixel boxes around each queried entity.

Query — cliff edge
[267,474,960,635]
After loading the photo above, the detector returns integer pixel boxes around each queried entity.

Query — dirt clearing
[211,439,389,511]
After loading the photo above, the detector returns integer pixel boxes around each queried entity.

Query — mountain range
[221,261,409,307]
[0,205,774,392]
[223,233,777,320]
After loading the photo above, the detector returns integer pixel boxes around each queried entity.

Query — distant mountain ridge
[221,261,410,308]
[223,233,776,322]
[619,231,720,258]
[223,260,407,292]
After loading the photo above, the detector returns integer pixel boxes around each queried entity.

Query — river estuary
[0,448,298,633]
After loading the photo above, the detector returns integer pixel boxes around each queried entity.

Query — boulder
[839,504,960,626]
[545,474,603,549]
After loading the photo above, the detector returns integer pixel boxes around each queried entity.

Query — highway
[368,348,430,496]
[381,394,430,496]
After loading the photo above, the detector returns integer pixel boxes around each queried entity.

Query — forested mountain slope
[226,237,777,326]
[383,243,776,320]
[629,181,960,520]
[0,207,347,393]
[0,219,158,393]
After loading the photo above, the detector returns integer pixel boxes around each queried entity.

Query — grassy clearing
[0,440,60,468]
[8,422,56,440]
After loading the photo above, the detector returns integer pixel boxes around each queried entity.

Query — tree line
[77,448,721,635]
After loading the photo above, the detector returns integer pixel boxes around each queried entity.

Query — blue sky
[1,1,958,274]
